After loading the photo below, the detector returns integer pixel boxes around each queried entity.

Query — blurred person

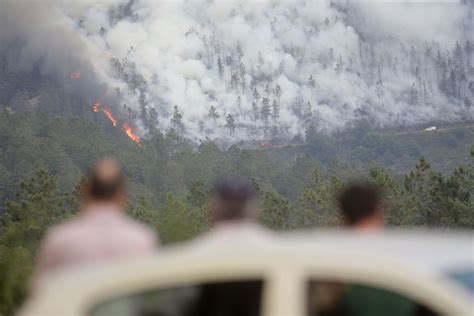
[314,182,420,316]
[190,175,272,248]
[30,158,158,292]
[337,182,384,231]
[187,175,270,316]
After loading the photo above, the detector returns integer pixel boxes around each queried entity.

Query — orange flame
[102,107,118,127]
[92,101,142,146]
[70,71,81,79]
[92,101,101,112]
[123,122,142,145]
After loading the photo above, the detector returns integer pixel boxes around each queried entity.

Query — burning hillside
[92,101,141,145]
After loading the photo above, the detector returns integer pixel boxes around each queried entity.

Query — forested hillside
[1,104,474,315]
[1,1,473,141]
[1,1,474,314]
[0,74,473,311]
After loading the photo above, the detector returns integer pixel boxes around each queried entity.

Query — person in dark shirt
[336,183,426,316]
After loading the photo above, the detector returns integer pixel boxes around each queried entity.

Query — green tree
[297,169,342,227]
[260,190,292,230]
[0,246,32,316]
[157,193,206,244]
[170,105,184,136]
[260,97,271,134]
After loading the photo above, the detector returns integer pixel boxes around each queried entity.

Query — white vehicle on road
[20,231,473,316]
[425,126,437,131]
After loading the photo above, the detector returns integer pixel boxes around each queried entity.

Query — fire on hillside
[92,101,141,145]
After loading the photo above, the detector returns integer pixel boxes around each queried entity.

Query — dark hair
[337,183,382,225]
[87,161,124,201]
[213,175,256,221]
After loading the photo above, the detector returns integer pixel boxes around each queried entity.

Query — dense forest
[1,49,474,314]
[1,1,474,314]
[0,105,473,314]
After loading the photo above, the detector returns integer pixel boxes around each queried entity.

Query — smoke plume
[0,0,472,142]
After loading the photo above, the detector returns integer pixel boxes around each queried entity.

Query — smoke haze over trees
[0,0,472,142]
[0,2,474,314]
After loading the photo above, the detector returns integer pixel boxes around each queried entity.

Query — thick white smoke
[1,0,473,142]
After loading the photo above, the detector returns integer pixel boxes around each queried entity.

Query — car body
[20,230,473,316]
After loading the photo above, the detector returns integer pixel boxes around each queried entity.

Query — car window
[446,267,474,295]
[307,280,439,316]
[88,279,263,316]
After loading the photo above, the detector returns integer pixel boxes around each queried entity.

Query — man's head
[211,175,258,223]
[337,182,384,229]
[84,158,126,208]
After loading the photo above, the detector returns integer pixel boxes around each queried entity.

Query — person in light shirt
[187,175,271,316]
[190,175,272,250]
[30,158,158,292]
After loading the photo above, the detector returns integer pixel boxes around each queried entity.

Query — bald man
[31,159,158,292]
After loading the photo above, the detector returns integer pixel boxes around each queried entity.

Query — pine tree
[239,62,247,92]
[230,71,240,90]
[261,98,271,133]
[251,101,259,122]
[335,54,344,73]
[225,114,236,135]
[375,79,384,99]
[308,75,316,89]
[304,101,313,126]
[265,83,271,96]
[292,91,304,118]
[253,88,261,104]
[139,92,148,127]
[453,41,464,69]
[236,42,244,61]
[448,69,457,99]
[271,99,279,123]
[208,106,220,122]
[274,84,282,105]
[217,56,224,78]
[464,41,472,66]
[171,105,184,134]
[408,83,419,105]
[236,96,242,115]
[148,107,159,130]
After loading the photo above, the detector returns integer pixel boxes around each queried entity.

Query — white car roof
[37,229,473,290]
[20,229,473,316]
[278,229,473,274]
